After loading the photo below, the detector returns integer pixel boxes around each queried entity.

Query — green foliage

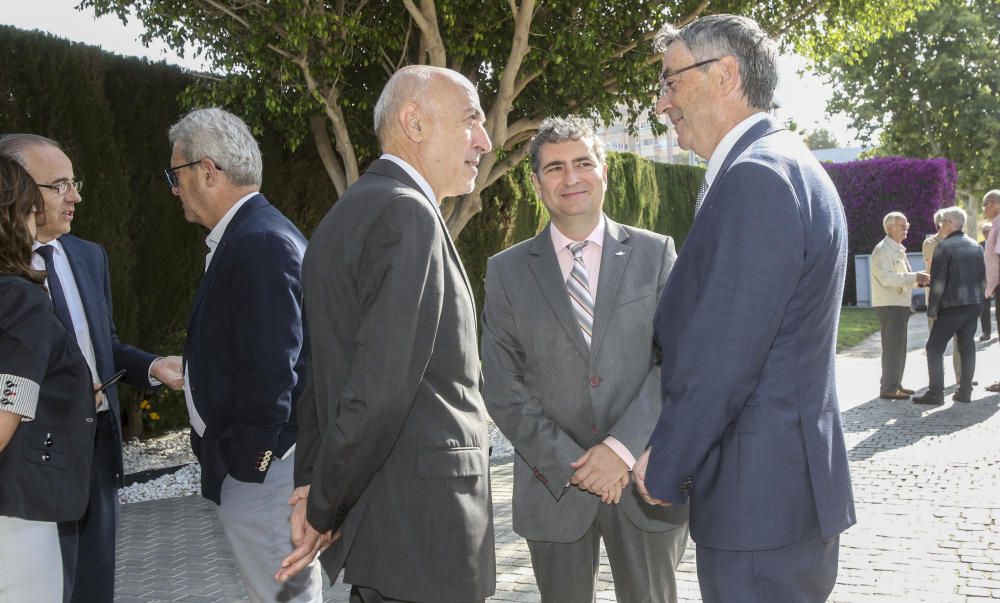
[814,0,1000,194]
[802,128,840,150]
[79,0,928,235]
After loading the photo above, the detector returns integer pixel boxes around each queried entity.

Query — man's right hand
[274,485,340,582]
[916,272,931,286]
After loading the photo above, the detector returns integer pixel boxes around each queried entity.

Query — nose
[66,188,82,204]
[655,93,672,115]
[474,122,492,154]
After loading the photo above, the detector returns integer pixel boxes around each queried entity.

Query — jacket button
[41,453,51,462]
[44,433,53,447]
[590,377,601,387]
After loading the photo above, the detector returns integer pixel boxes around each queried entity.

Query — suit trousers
[526,500,688,603]
[0,516,63,601]
[59,410,119,603]
[876,305,911,392]
[927,317,962,382]
[349,585,484,603]
[696,534,839,603]
[927,304,981,395]
[217,454,322,603]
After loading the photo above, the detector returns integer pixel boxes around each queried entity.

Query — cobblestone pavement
[117,313,1000,602]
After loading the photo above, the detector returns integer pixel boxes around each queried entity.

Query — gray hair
[933,208,946,228]
[168,108,262,187]
[653,14,778,111]
[0,133,62,167]
[528,116,606,175]
[882,211,907,233]
[984,189,1000,205]
[939,206,967,230]
[373,65,449,148]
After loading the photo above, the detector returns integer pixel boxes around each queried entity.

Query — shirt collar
[884,236,906,252]
[206,192,257,251]
[550,214,606,252]
[381,154,440,214]
[705,112,769,189]
[33,237,65,255]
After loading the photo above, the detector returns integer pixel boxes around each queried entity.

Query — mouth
[62,210,74,220]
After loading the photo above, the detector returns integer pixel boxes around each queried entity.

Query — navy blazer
[646,117,856,551]
[184,194,307,505]
[59,234,159,484]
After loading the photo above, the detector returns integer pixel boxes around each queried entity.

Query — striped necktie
[566,241,595,347]
[694,179,708,216]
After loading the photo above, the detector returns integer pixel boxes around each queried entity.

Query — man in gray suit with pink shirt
[481,116,689,602]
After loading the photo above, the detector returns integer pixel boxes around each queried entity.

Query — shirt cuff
[147,358,163,387]
[603,436,635,470]
[0,374,41,421]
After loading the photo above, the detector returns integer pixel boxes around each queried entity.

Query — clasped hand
[569,443,629,504]
[274,485,341,583]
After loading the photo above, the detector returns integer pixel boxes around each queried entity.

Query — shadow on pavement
[842,391,1000,462]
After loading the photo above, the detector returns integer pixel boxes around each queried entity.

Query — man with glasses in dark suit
[0,133,184,603]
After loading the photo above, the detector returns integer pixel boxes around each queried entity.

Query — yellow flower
[149,412,161,421]
[140,400,151,410]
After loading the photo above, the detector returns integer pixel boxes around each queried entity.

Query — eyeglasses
[658,58,720,96]
[164,159,203,188]
[37,179,83,196]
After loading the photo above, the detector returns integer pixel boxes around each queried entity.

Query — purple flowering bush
[824,156,958,304]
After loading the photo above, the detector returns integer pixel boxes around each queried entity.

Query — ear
[202,158,223,187]
[530,171,541,193]
[398,102,425,143]
[717,56,742,98]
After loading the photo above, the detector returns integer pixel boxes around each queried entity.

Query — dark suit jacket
[184,194,307,504]
[928,230,986,317]
[0,276,95,521]
[482,219,687,542]
[59,234,159,485]
[646,117,856,551]
[296,159,495,602]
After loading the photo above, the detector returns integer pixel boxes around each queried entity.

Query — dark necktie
[34,245,76,340]
[694,180,708,216]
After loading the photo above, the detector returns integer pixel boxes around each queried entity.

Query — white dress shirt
[183,192,256,437]
[32,239,103,410]
[381,154,441,211]
[703,112,769,196]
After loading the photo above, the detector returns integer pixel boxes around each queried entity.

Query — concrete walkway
[115,311,1000,602]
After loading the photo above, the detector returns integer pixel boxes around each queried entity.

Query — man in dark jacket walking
[914,206,986,405]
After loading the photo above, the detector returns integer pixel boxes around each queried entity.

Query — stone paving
[116,312,1000,602]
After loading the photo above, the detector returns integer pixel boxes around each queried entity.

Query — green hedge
[1,26,702,435]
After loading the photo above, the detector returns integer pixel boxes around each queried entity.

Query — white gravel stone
[119,422,514,505]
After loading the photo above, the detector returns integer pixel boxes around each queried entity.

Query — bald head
[370,65,491,202]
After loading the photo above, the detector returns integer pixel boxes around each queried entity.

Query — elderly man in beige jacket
[871,211,930,399]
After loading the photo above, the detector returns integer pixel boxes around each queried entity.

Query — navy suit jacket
[59,234,159,484]
[184,194,307,505]
[646,117,856,550]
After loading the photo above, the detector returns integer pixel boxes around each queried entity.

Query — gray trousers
[217,455,323,603]
[876,305,911,391]
[526,501,688,603]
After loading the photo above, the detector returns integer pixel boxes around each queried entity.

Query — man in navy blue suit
[166,108,321,602]
[0,133,185,603]
[633,15,856,602]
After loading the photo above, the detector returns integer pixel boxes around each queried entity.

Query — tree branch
[486,142,532,187]
[402,0,447,66]
[296,57,360,183]
[676,0,711,27]
[777,0,829,36]
[309,114,348,195]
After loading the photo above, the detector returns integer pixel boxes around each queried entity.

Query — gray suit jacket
[295,159,495,602]
[482,218,688,543]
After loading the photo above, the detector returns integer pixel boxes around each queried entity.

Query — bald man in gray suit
[482,116,689,602]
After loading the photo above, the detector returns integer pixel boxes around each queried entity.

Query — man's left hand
[570,443,628,500]
[274,485,339,582]
[634,448,672,508]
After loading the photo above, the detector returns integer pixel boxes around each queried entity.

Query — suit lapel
[527,227,590,360]
[590,220,630,360]
[186,194,266,330]
[700,116,785,215]
[366,160,476,309]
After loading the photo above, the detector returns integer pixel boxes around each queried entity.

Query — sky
[0,0,860,146]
